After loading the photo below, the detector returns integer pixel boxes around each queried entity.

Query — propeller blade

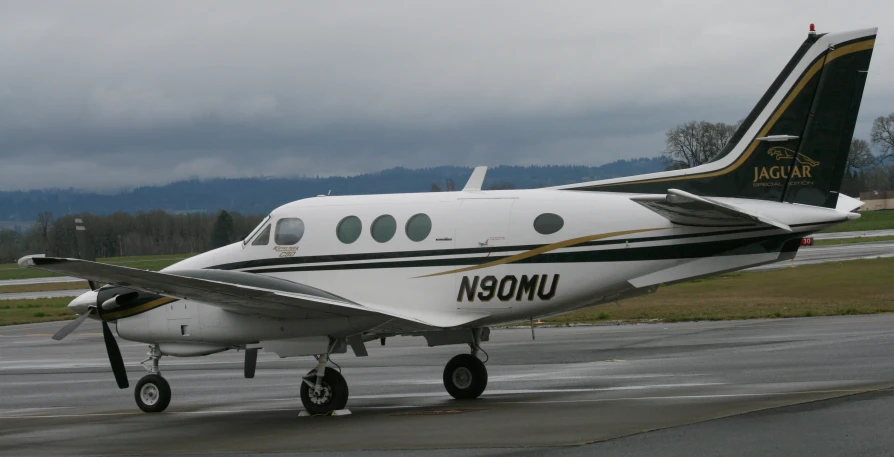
[51,308,95,341]
[101,321,129,389]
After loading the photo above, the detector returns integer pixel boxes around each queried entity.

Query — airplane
[19,26,876,415]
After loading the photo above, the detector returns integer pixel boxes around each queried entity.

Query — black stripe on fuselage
[236,231,807,274]
[209,223,821,273]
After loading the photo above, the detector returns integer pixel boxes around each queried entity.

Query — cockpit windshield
[243,215,271,245]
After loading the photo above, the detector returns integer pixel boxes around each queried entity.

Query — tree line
[662,114,894,195]
[0,210,264,264]
[0,161,666,223]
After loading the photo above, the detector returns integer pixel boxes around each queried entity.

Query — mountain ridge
[0,158,665,222]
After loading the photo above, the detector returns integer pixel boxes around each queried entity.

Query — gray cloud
[0,1,892,190]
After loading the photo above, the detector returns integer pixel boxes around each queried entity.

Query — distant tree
[847,138,875,173]
[871,113,894,163]
[444,179,456,192]
[35,211,52,252]
[663,121,740,169]
[211,210,236,248]
[487,181,517,190]
[430,182,443,192]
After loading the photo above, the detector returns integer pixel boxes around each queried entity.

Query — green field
[0,254,193,281]
[814,235,894,246]
[0,281,88,294]
[4,256,893,327]
[820,210,894,233]
[546,257,894,324]
[0,298,75,326]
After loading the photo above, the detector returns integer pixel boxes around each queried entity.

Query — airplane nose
[68,290,98,315]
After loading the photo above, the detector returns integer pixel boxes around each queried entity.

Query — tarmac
[2,315,894,455]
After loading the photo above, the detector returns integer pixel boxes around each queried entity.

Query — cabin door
[454,198,515,309]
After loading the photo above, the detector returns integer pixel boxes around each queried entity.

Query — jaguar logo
[767,147,821,167]
[753,147,820,186]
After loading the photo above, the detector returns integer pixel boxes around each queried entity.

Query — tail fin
[559,27,877,208]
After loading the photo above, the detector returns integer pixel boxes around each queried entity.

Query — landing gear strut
[443,329,488,400]
[300,343,349,415]
[135,344,171,413]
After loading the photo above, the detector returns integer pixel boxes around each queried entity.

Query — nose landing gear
[135,344,171,413]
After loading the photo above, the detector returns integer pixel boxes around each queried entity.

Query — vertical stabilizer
[557,27,877,208]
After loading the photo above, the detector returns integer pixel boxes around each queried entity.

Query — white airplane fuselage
[97,187,847,351]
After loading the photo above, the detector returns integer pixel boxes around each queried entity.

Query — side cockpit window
[243,215,271,245]
[275,218,305,245]
[251,224,271,246]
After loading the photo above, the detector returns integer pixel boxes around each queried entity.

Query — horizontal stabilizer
[632,189,792,231]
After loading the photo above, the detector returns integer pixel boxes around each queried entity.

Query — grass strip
[541,257,894,324]
[3,257,893,327]
[0,298,75,326]
[813,235,894,246]
[819,210,894,233]
[0,254,193,281]
[0,281,89,294]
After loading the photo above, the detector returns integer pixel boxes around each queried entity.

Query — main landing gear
[300,347,349,415]
[443,329,488,400]
[134,344,171,413]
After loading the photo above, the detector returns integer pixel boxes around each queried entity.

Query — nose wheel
[134,344,171,413]
[135,374,171,413]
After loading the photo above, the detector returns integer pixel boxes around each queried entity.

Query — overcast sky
[0,1,891,191]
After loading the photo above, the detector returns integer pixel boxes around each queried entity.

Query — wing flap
[631,188,792,231]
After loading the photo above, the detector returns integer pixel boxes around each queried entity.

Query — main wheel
[300,367,349,415]
[443,354,487,400]
[134,374,171,413]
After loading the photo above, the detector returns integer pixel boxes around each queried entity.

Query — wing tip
[17,254,45,268]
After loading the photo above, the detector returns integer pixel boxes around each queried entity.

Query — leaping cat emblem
[767,147,820,167]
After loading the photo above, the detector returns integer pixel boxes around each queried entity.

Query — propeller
[101,317,129,389]
[52,217,130,389]
[52,306,96,341]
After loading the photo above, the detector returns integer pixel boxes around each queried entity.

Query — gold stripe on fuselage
[414,228,665,278]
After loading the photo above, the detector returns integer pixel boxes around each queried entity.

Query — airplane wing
[18,256,488,328]
[631,188,792,231]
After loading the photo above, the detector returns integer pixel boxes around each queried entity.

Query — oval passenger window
[405,213,432,242]
[371,215,397,243]
[337,216,363,244]
[533,213,564,235]
[275,218,305,245]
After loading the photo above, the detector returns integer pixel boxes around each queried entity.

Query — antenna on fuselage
[462,166,488,192]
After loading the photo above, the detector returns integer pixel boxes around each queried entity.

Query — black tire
[300,367,349,415]
[134,374,171,413]
[443,353,487,400]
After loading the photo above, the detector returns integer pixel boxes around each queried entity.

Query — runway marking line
[4,388,887,420]
[491,388,886,405]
